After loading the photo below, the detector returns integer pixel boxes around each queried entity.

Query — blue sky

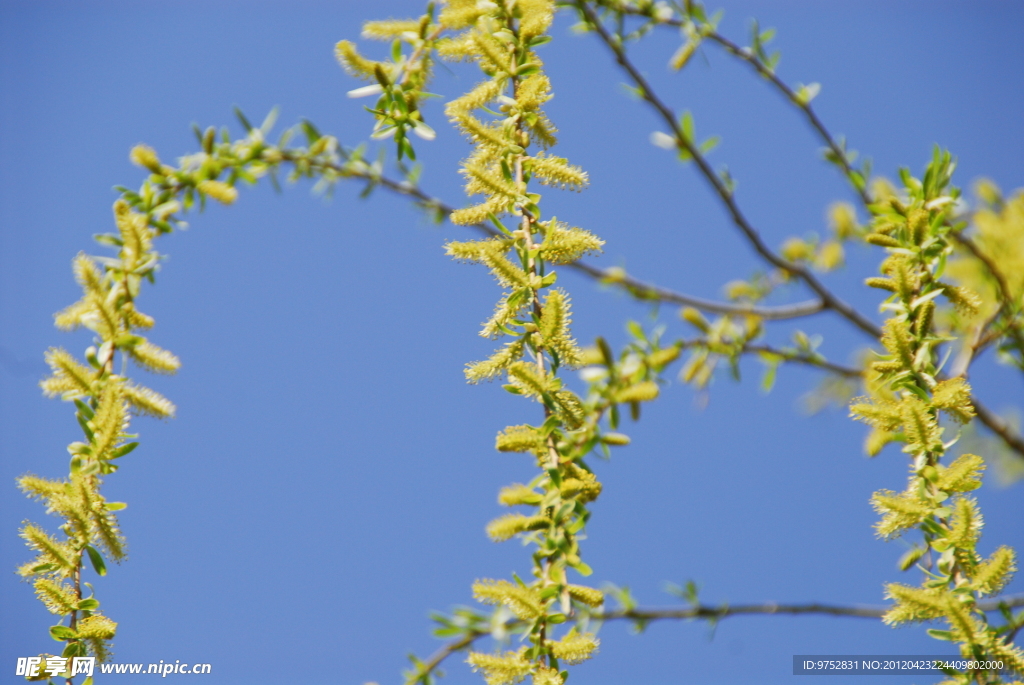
[1,2,1022,684]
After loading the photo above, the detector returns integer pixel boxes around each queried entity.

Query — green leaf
[700,135,720,154]
[50,625,77,641]
[78,598,100,611]
[926,628,955,641]
[73,399,95,420]
[93,233,123,248]
[572,560,594,577]
[105,502,128,511]
[761,361,778,393]
[301,120,322,144]
[110,442,139,459]
[233,106,254,133]
[85,544,107,577]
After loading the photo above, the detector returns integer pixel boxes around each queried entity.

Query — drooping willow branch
[851,153,1023,681]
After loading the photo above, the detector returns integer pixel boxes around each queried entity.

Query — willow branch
[602,594,1024,621]
[703,31,872,206]
[596,2,874,208]
[574,1,881,340]
[411,594,1024,681]
[569,260,827,319]
[321,156,830,320]
[971,399,1024,459]
[738,343,861,378]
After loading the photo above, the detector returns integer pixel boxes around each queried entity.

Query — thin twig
[406,631,483,685]
[739,343,860,378]
[574,1,881,340]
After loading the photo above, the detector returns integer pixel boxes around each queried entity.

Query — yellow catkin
[33,579,78,615]
[196,180,237,205]
[970,546,1016,596]
[615,381,659,403]
[567,584,604,607]
[465,339,525,383]
[547,631,598,665]
[498,484,540,506]
[935,453,984,493]
[466,650,532,685]
[486,513,548,541]
[361,19,420,40]
[473,579,544,619]
[126,340,181,374]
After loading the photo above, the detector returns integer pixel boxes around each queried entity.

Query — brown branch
[606,595,1024,621]
[971,399,1024,459]
[739,343,861,378]
[574,1,881,340]
[408,594,1024,682]
[703,30,872,207]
